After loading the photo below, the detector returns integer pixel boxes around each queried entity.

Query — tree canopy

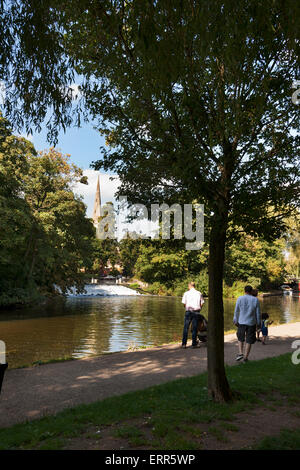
[0,0,299,400]
[0,115,95,306]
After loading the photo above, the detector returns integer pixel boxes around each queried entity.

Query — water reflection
[0,294,300,368]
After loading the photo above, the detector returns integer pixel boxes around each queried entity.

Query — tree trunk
[207,209,232,402]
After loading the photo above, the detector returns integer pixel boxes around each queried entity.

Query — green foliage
[136,246,187,283]
[2,0,300,399]
[128,283,140,289]
[90,238,119,276]
[0,353,299,450]
[134,242,208,284]
[224,235,286,291]
[254,428,300,450]
[130,233,285,297]
[285,214,300,278]
[0,286,43,308]
[0,116,95,306]
[222,281,249,299]
[2,2,299,234]
[172,271,209,297]
[118,235,142,277]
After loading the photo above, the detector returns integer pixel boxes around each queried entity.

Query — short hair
[251,288,258,297]
[189,282,195,288]
[245,285,253,293]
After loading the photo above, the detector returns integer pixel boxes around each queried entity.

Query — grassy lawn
[0,353,299,450]
[254,428,300,450]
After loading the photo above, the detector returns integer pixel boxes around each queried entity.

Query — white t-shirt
[182,288,204,311]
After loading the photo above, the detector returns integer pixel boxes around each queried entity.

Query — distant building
[91,175,121,276]
[92,175,101,228]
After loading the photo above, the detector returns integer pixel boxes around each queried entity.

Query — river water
[0,289,299,368]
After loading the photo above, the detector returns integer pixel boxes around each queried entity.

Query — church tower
[92,175,101,227]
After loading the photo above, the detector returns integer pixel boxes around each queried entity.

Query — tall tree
[0,115,95,304]
[21,147,95,293]
[285,215,300,278]
[1,1,300,400]
[0,114,33,292]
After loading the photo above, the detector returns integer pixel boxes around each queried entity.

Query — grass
[0,353,299,450]
[14,357,76,369]
[254,428,300,450]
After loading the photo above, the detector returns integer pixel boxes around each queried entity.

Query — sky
[23,120,158,238]
[11,79,115,218]
[22,120,117,218]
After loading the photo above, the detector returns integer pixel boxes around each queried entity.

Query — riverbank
[0,288,45,310]
[2,294,299,369]
[127,282,285,299]
[0,280,285,311]
[0,286,66,310]
[0,322,299,431]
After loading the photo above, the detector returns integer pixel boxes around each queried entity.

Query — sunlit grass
[0,353,299,450]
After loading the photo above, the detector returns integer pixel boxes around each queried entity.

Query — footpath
[0,322,299,429]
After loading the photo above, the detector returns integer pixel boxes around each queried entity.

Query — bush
[0,286,43,308]
[146,282,169,295]
[223,277,262,298]
[141,270,209,297]
[129,283,140,289]
[172,271,209,297]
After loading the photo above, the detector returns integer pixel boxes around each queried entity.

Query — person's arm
[182,292,187,310]
[255,299,261,327]
[200,294,204,309]
[233,298,240,325]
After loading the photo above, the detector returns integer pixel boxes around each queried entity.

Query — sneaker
[181,344,187,349]
[242,357,249,363]
[235,354,244,361]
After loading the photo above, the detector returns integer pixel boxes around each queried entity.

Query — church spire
[92,175,101,227]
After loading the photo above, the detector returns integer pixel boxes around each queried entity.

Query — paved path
[0,322,299,429]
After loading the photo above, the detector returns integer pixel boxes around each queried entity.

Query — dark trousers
[182,310,199,346]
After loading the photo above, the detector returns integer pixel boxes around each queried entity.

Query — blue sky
[23,121,120,218]
[31,121,105,170]
[25,121,157,238]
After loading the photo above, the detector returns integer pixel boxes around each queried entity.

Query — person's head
[188,282,195,290]
[251,288,258,297]
[244,285,253,294]
[261,312,269,320]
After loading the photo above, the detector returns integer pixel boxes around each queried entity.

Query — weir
[66,283,140,297]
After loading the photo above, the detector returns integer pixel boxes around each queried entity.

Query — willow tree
[1,0,300,401]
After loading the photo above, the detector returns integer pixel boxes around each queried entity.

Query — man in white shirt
[181,282,205,348]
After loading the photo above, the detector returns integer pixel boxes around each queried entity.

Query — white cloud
[73,169,158,239]
[73,169,120,217]
[17,133,33,142]
[0,81,6,106]
[62,83,82,102]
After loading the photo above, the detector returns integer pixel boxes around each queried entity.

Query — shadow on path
[0,322,299,428]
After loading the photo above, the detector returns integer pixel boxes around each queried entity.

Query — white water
[66,283,140,297]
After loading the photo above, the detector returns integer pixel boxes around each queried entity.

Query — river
[0,289,299,368]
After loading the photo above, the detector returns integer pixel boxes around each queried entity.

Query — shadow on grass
[0,353,299,450]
